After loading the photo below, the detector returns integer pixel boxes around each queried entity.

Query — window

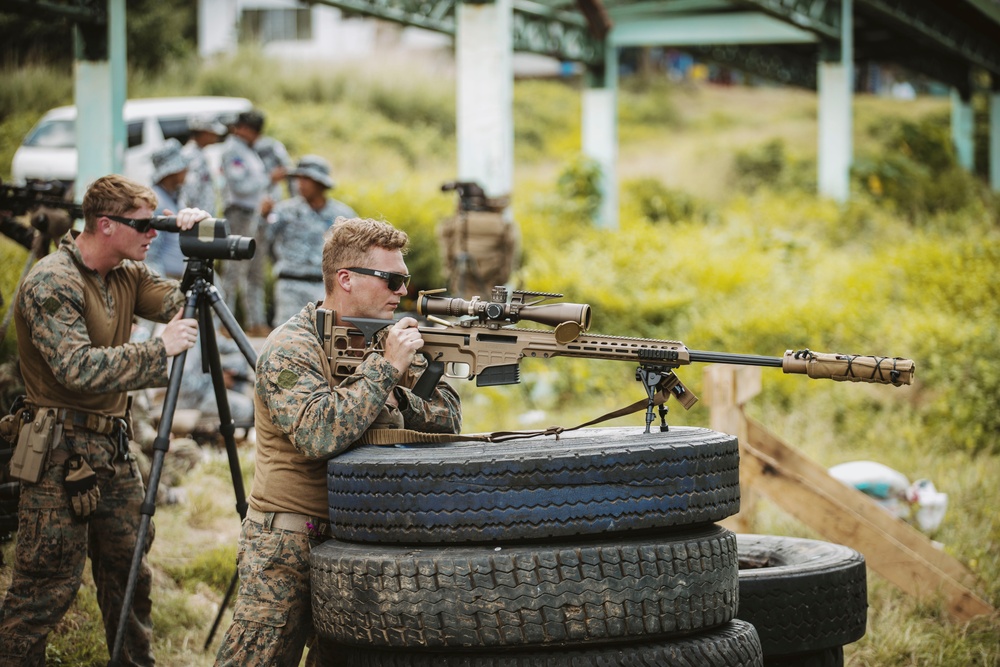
[159,117,191,145]
[23,120,75,148]
[127,121,144,149]
[241,8,313,44]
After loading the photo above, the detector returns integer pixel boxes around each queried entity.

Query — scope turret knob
[485,303,505,321]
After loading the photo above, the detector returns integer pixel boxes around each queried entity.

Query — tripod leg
[202,283,258,651]
[110,290,199,666]
[204,570,240,651]
[204,282,258,370]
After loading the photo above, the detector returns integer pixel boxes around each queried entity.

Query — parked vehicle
[10,96,253,192]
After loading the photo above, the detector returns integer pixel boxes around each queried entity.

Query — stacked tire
[311,426,763,665]
[735,534,868,667]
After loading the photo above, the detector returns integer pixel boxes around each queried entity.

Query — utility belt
[4,399,130,484]
[277,273,323,283]
[245,506,331,540]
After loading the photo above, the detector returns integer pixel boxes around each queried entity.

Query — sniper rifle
[0,179,82,221]
[317,287,915,433]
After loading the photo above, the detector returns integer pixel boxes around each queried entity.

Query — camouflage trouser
[0,429,155,667]
[272,278,323,328]
[220,205,267,329]
[214,513,329,667]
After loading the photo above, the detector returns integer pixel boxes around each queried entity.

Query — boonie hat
[188,115,227,136]
[151,138,188,183]
[289,155,334,189]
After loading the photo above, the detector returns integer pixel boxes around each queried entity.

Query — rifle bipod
[635,365,698,433]
[109,259,255,666]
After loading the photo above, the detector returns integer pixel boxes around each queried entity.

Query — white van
[10,96,253,190]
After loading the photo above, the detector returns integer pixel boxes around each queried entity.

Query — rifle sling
[355,388,671,446]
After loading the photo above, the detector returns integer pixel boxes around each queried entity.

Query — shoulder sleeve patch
[43,296,61,314]
[276,369,299,389]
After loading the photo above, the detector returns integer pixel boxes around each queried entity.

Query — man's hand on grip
[383,317,424,376]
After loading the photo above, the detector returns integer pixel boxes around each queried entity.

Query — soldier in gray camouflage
[219,109,287,336]
[0,175,207,666]
[181,114,227,215]
[214,218,462,667]
[266,155,357,326]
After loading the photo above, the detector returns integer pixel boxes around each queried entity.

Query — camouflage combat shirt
[249,301,462,518]
[14,233,184,417]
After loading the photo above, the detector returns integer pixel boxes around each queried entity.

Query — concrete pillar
[816,0,852,203]
[582,47,619,229]
[991,90,1000,191]
[951,89,975,172]
[455,0,514,198]
[199,0,240,58]
[582,87,617,229]
[74,0,127,200]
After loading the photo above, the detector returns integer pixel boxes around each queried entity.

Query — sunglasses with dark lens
[102,214,154,234]
[344,267,411,291]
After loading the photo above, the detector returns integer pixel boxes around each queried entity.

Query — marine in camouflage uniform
[219,110,286,334]
[215,218,462,667]
[267,155,356,326]
[0,175,204,667]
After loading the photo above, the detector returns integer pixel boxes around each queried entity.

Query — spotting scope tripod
[109,256,257,666]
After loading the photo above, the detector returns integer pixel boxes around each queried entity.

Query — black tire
[312,524,739,650]
[328,619,763,667]
[765,646,843,667]
[736,534,867,657]
[327,426,740,543]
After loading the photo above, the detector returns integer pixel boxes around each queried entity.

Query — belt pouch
[11,408,62,483]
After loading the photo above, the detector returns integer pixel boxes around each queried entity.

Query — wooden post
[703,365,760,533]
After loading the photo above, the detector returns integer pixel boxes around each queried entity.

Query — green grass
[1,56,998,666]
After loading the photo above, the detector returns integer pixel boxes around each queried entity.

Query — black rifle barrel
[688,350,784,368]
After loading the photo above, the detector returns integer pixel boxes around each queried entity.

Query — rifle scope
[419,292,592,330]
[151,216,255,261]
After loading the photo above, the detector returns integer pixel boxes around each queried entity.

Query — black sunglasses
[102,214,154,234]
[344,267,411,291]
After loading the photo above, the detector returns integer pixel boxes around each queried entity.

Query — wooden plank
[704,365,761,533]
[741,427,993,621]
[746,418,979,588]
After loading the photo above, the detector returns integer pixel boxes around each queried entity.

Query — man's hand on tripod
[160,310,199,357]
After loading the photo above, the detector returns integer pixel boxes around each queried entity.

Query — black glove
[64,455,100,520]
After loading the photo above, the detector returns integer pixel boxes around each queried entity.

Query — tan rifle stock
[316,288,915,432]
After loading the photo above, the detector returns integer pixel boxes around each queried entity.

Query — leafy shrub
[623,177,709,223]
[555,155,603,221]
[730,138,814,193]
[853,112,989,220]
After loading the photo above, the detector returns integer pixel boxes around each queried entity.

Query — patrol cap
[234,109,266,132]
[151,138,188,183]
[188,114,227,136]
[289,154,334,189]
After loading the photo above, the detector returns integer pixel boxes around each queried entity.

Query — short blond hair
[81,175,157,232]
[322,217,409,294]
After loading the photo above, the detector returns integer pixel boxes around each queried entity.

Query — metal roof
[10,0,1000,89]
[313,0,1000,90]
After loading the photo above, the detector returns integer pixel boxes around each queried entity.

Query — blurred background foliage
[0,8,998,662]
